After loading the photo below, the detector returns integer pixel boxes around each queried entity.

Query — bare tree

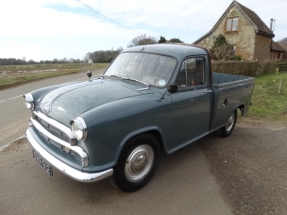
[213,43,233,61]
[117,47,123,53]
[84,52,92,63]
[127,34,157,47]
[209,34,233,60]
[278,37,287,46]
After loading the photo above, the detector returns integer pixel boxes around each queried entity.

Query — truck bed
[212,72,253,86]
[210,72,254,132]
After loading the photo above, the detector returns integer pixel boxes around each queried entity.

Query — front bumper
[26,129,114,183]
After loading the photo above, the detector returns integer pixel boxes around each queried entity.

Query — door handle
[204,90,212,93]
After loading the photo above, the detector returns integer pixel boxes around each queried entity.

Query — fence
[211,60,287,77]
[277,61,287,72]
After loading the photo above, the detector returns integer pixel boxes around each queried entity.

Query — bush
[229,55,242,60]
[209,34,232,61]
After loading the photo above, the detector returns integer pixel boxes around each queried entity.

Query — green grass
[248,71,287,121]
[0,63,89,70]
[0,63,109,90]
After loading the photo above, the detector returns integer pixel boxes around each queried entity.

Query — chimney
[270,18,274,31]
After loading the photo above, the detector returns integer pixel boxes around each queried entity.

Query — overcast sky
[0,0,286,61]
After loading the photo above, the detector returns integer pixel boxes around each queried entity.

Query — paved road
[0,69,105,148]
[200,120,287,214]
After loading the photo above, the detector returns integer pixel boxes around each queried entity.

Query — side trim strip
[26,129,113,183]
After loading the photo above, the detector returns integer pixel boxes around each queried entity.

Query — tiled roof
[279,43,287,52]
[194,1,275,44]
[236,2,274,36]
[272,42,287,52]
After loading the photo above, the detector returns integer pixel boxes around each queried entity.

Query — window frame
[225,17,239,32]
[174,57,206,88]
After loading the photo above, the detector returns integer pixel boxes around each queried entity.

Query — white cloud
[1,1,125,38]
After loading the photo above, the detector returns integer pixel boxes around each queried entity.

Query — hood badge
[41,103,51,114]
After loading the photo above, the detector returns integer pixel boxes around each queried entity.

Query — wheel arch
[115,127,166,165]
[236,103,245,116]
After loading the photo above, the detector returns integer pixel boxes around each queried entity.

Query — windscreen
[105,52,176,87]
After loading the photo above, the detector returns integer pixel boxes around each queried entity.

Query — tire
[113,134,160,192]
[216,109,237,138]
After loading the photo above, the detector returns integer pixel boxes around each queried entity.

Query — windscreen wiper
[110,75,122,78]
[123,77,149,90]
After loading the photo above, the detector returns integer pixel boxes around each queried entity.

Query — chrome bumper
[26,129,113,183]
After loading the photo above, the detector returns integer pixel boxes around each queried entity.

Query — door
[169,57,211,150]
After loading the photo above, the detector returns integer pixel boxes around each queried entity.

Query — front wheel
[113,134,160,192]
[216,109,237,138]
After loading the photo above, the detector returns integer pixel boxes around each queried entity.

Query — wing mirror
[167,84,178,93]
[87,70,92,80]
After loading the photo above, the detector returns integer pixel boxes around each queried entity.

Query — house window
[226,17,238,32]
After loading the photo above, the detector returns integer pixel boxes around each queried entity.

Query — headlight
[71,117,88,141]
[25,102,34,110]
[23,93,34,110]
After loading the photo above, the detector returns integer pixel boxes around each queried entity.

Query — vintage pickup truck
[24,44,254,192]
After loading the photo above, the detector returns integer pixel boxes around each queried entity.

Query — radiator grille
[35,116,70,142]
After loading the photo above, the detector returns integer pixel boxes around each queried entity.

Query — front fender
[79,95,173,172]
[116,125,166,162]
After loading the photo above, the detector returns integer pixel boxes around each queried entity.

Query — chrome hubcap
[124,144,154,182]
[225,112,235,132]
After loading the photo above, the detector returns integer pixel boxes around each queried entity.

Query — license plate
[32,150,53,177]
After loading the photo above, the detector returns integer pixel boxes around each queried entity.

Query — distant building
[271,42,287,60]
[193,1,287,60]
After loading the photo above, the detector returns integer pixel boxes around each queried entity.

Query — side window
[175,58,205,87]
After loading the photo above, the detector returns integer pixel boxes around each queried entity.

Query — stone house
[193,0,286,60]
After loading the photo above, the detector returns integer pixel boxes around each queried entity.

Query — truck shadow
[48,132,221,203]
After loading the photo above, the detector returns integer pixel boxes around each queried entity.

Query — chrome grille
[40,132,61,150]
[36,116,70,142]
[30,111,88,167]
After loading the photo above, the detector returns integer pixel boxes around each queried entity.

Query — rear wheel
[216,109,237,138]
[113,134,160,192]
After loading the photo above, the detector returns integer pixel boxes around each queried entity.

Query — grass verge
[248,71,287,121]
[0,63,109,90]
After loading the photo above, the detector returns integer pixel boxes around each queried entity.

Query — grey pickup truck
[24,44,254,192]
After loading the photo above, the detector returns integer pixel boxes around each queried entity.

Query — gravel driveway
[199,117,287,215]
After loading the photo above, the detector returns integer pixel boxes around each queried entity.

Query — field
[248,71,287,121]
[0,63,110,90]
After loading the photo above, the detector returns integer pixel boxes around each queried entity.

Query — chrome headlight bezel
[23,93,34,110]
[71,117,88,141]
